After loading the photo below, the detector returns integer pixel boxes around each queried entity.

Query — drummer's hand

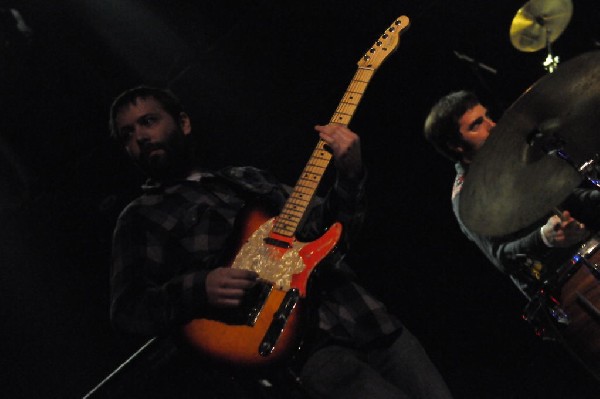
[541,210,589,248]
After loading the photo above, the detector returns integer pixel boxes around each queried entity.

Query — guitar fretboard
[271,66,375,238]
[331,67,375,125]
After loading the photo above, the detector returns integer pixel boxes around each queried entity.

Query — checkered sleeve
[110,204,210,337]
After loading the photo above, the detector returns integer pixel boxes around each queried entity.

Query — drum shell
[552,236,600,380]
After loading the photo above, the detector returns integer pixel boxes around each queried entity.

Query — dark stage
[2,1,600,397]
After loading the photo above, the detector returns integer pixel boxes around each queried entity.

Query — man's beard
[136,129,193,180]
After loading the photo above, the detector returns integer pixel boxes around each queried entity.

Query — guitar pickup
[243,282,273,326]
[258,288,300,356]
[264,236,291,249]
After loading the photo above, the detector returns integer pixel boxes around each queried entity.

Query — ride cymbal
[459,51,600,237]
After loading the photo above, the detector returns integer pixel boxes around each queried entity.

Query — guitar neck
[271,67,375,238]
[270,15,410,240]
[331,67,375,126]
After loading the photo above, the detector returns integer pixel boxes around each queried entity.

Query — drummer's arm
[485,230,549,275]
[454,200,547,274]
[454,194,583,274]
[460,221,568,275]
[481,213,587,273]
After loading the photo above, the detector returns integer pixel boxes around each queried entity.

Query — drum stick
[553,207,564,220]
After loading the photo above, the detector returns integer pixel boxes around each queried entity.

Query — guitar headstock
[358,15,410,69]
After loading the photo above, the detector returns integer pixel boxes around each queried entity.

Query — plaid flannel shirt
[110,166,401,346]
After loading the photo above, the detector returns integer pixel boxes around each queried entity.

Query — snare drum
[533,236,600,381]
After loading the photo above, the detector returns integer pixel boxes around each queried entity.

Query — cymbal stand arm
[540,134,600,190]
[543,26,559,73]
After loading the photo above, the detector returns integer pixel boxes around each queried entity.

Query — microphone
[453,50,497,75]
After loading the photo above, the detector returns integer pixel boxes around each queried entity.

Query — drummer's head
[424,90,495,164]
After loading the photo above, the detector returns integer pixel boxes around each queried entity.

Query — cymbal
[459,50,600,237]
[510,0,573,52]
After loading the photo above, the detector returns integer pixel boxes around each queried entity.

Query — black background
[2,0,600,397]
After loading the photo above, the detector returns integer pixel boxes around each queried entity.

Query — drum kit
[459,0,600,383]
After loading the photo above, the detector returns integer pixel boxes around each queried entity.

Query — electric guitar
[182,15,411,367]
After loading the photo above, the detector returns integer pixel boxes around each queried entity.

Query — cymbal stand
[542,25,560,73]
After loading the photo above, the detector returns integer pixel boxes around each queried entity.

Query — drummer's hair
[424,90,480,162]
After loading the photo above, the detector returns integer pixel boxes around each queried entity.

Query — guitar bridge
[259,288,300,356]
[216,281,272,326]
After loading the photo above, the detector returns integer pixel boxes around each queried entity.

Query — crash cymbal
[459,50,600,237]
[510,0,573,52]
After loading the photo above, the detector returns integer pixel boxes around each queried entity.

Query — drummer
[423,90,592,298]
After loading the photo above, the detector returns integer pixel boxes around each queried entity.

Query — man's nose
[134,126,150,143]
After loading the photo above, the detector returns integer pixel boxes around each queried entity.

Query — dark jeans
[299,328,453,399]
[103,329,451,399]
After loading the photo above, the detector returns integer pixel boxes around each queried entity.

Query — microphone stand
[453,50,505,115]
[82,337,158,398]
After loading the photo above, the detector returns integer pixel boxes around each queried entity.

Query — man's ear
[447,142,464,155]
[179,112,191,135]
[447,142,470,163]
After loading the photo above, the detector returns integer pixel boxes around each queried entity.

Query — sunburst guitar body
[182,206,342,367]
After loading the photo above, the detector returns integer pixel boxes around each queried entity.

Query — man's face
[115,97,191,178]
[457,104,495,161]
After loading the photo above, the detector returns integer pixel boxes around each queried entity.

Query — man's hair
[109,86,184,140]
[424,90,480,162]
